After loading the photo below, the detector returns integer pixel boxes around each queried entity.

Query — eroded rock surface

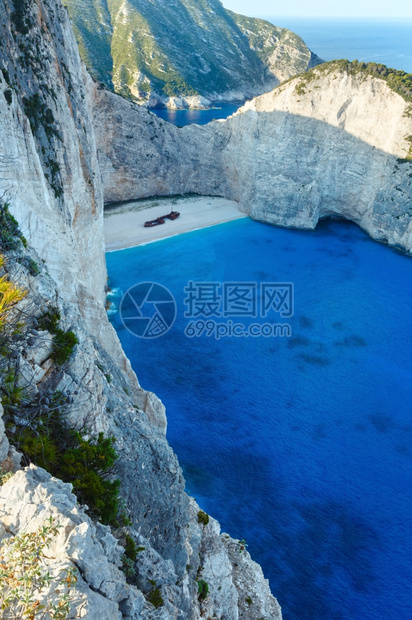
[0,1,283,615]
[94,64,412,253]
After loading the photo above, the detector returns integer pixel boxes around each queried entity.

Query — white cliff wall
[0,0,146,385]
[0,0,106,309]
[94,66,412,252]
[0,1,283,617]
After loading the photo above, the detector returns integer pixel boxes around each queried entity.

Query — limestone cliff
[64,0,321,107]
[94,61,412,253]
[0,0,282,617]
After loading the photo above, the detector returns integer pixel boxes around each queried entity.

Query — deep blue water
[106,219,412,619]
[266,17,412,73]
[152,102,243,126]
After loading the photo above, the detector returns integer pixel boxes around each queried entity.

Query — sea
[106,219,412,619]
[152,18,412,126]
[108,17,412,619]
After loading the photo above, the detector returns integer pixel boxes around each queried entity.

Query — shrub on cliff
[0,256,26,334]
[147,585,164,609]
[0,263,122,527]
[124,534,138,561]
[0,203,27,251]
[37,306,79,366]
[14,401,123,526]
[298,60,412,103]
[0,255,27,361]
[38,306,61,332]
[0,516,77,619]
[58,432,121,525]
[197,510,209,526]
[197,579,209,602]
[51,328,78,366]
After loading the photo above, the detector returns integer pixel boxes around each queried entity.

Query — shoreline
[104,195,248,252]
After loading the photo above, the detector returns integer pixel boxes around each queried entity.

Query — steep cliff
[94,61,412,253]
[64,0,321,107]
[0,0,282,617]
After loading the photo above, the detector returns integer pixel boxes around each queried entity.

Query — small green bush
[246,595,253,605]
[147,586,164,609]
[18,430,58,469]
[197,579,209,602]
[38,306,61,333]
[59,432,120,524]
[52,328,78,365]
[0,202,27,250]
[121,554,135,578]
[26,257,39,276]
[0,467,13,485]
[17,255,40,276]
[0,516,77,619]
[124,534,137,561]
[197,510,209,526]
[1,68,11,86]
[4,89,12,105]
[3,389,122,527]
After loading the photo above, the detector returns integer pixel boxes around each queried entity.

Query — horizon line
[256,15,412,20]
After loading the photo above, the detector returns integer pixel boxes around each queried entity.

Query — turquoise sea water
[107,219,412,619]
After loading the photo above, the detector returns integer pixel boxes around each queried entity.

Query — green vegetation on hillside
[228,10,318,78]
[64,0,318,102]
[0,206,126,527]
[292,60,412,103]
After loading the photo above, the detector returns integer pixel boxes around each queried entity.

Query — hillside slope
[64,0,321,107]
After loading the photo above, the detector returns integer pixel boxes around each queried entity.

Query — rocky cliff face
[95,61,412,253]
[0,0,282,617]
[64,0,321,107]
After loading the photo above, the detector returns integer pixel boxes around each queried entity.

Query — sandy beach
[104,195,247,251]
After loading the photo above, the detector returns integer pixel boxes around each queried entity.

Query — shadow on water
[276,500,380,619]
[211,446,380,619]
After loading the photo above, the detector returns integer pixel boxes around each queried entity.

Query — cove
[151,102,243,125]
[106,218,412,619]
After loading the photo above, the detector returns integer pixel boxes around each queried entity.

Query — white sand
[104,195,247,251]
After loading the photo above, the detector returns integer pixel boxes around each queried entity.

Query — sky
[221,0,412,18]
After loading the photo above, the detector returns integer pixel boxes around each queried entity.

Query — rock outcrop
[0,462,281,618]
[94,62,412,253]
[0,0,282,617]
[64,0,321,107]
[0,466,141,618]
[2,0,410,615]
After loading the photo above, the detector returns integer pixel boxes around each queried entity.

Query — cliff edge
[95,61,412,253]
[0,0,282,617]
